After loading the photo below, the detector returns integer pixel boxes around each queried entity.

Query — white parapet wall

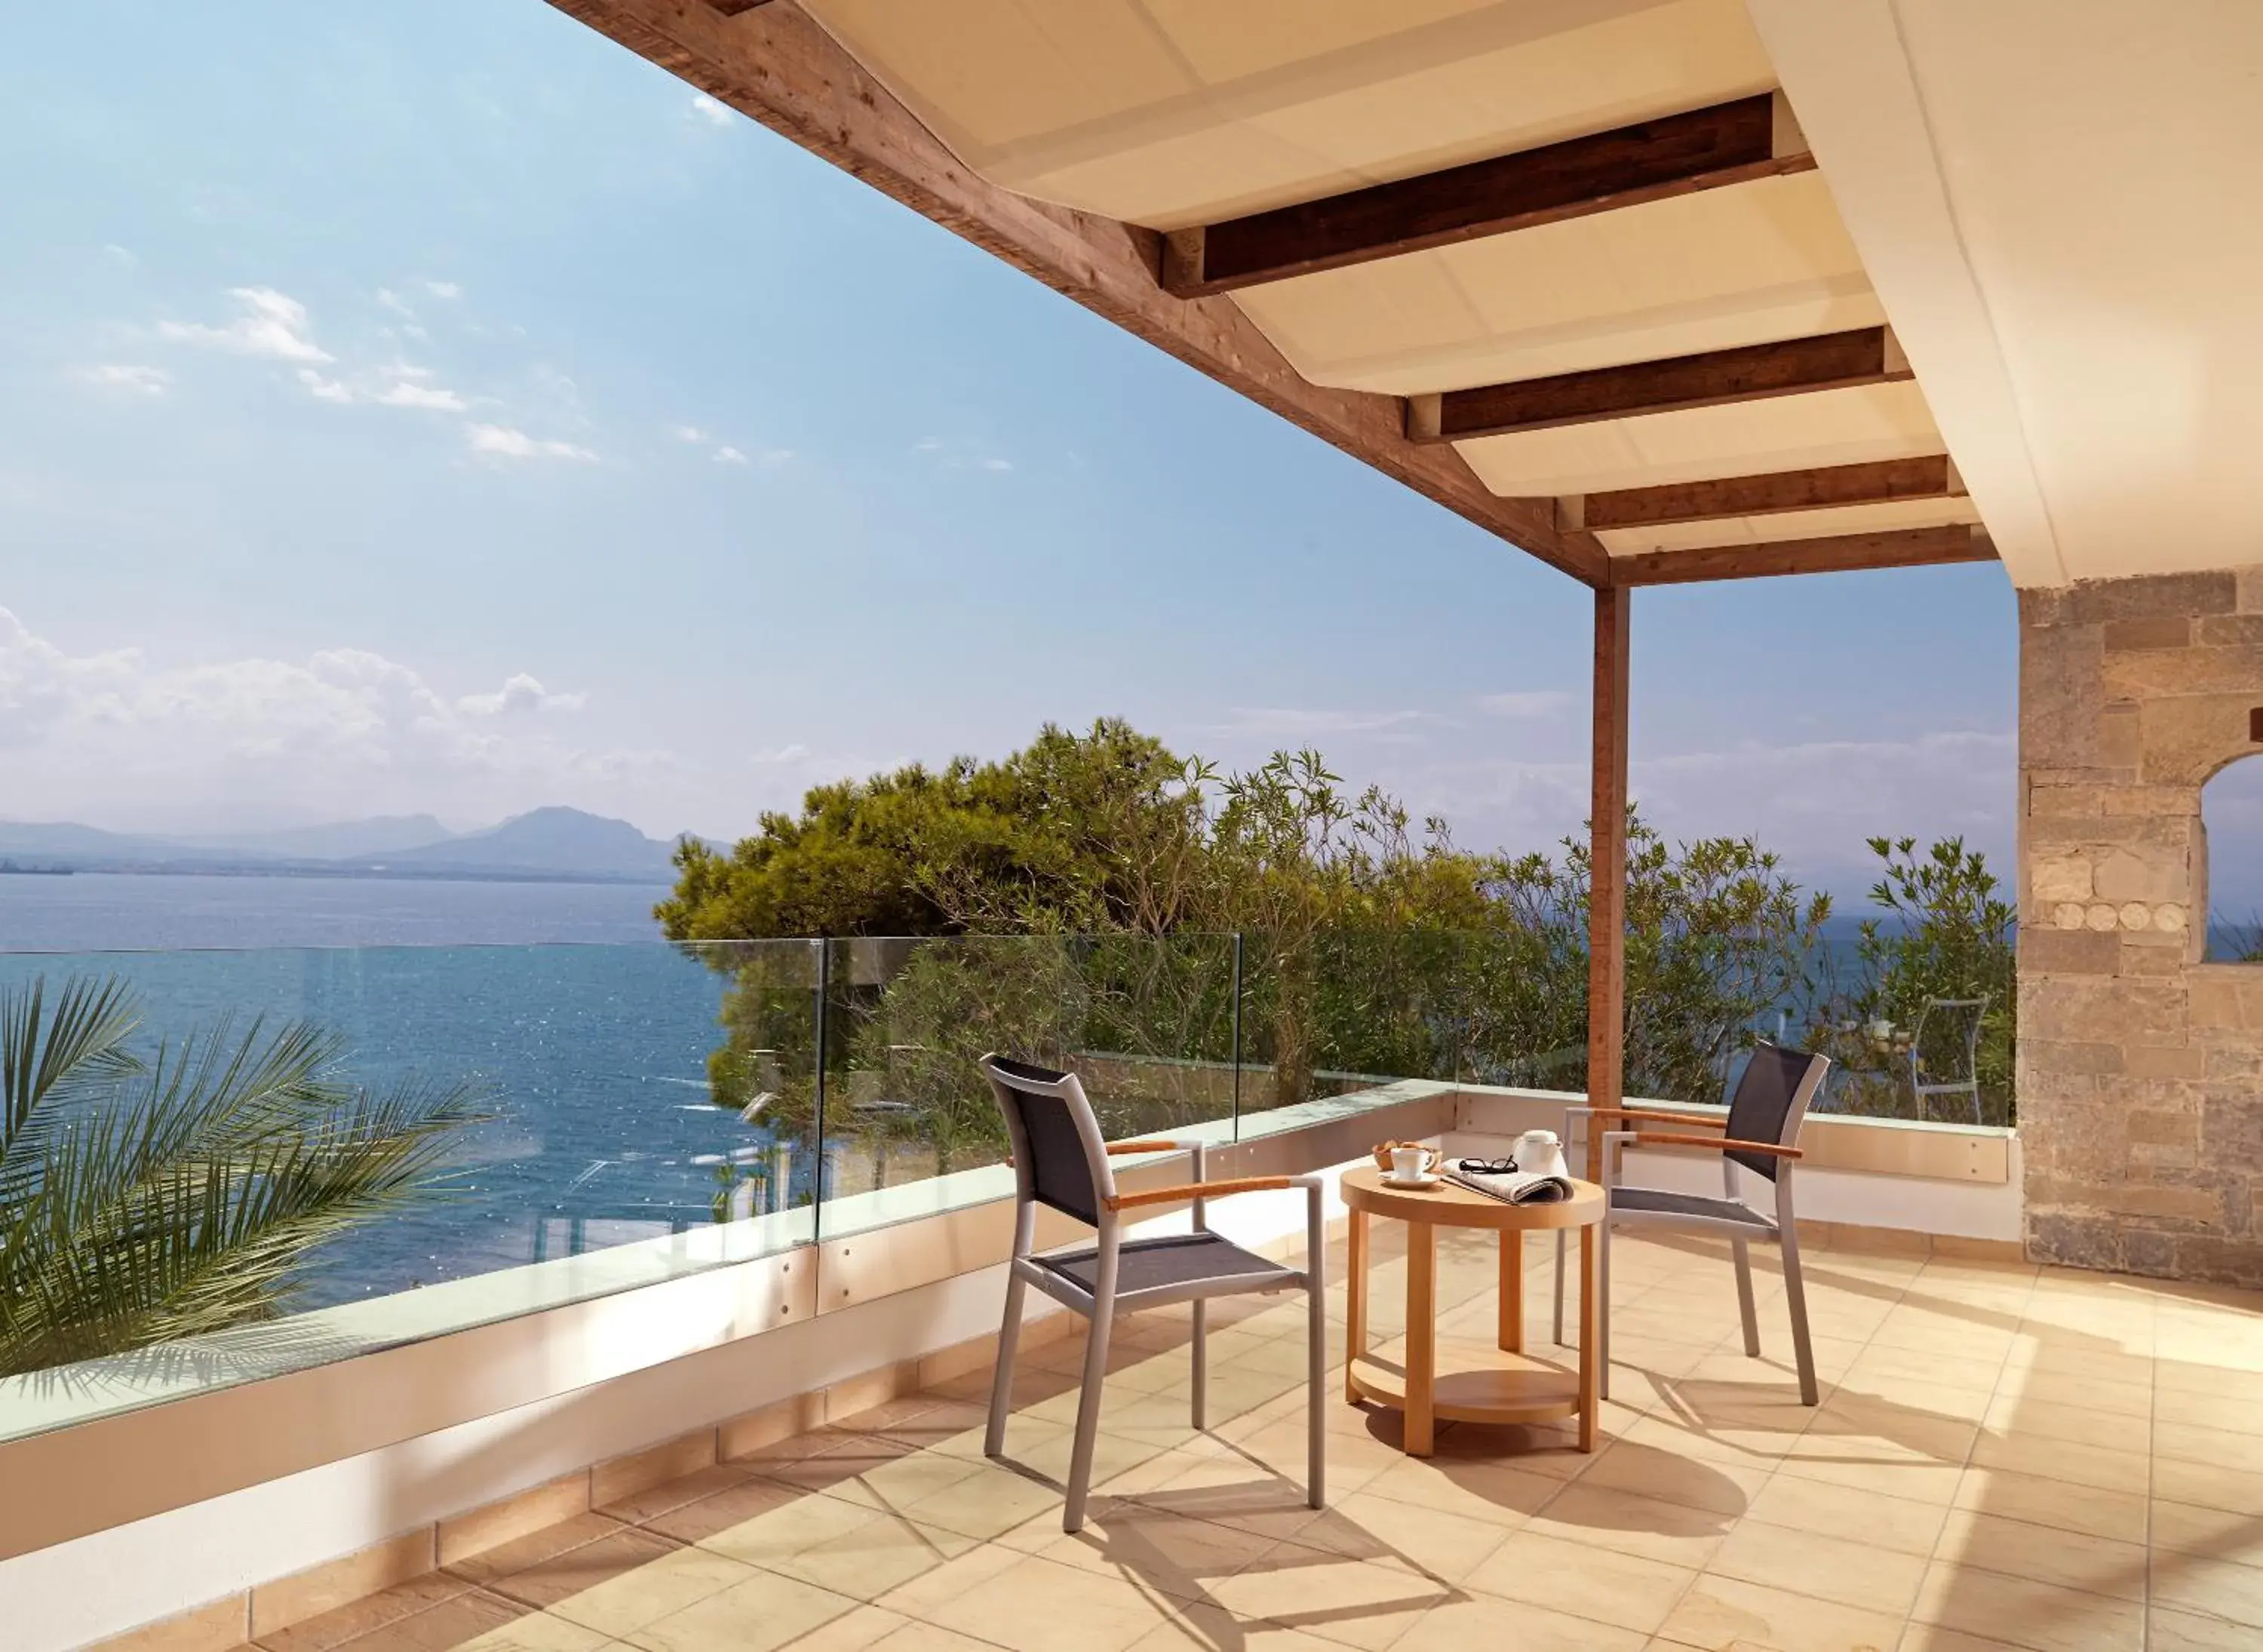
[0,1079,2018,1650]
[0,1110,1382,1652]
[1450,1083,2023,1245]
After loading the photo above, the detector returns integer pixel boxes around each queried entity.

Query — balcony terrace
[28,1187,2263,1652]
[8,0,2263,1648]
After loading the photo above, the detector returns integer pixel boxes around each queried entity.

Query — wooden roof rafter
[1607,524,1991,586]
[1160,93,1813,299]
[551,1,2001,592]
[551,0,1607,585]
[1575,456,1961,530]
[1408,327,1911,444]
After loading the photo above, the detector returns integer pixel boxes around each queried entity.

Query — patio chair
[1910,995,1989,1124]
[978,1054,1326,1532]
[1551,1042,1832,1406]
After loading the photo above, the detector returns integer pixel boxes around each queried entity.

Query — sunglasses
[1456,1157,1520,1175]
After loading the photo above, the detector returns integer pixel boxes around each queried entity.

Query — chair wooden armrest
[1584,1108,1727,1129]
[1010,1138,1194,1167]
[1106,1175,1291,1211]
[1631,1132,1803,1159]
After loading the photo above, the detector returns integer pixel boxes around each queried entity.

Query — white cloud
[101,244,136,267]
[674,425,787,469]
[689,94,732,127]
[1378,727,2016,894]
[913,436,1015,474]
[424,281,461,299]
[80,364,170,397]
[0,606,658,832]
[457,672,586,717]
[297,368,355,404]
[465,423,597,463]
[1475,689,1572,719]
[376,287,414,317]
[290,360,470,413]
[158,287,331,364]
[376,381,469,412]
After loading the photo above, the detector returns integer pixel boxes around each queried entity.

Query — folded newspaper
[1445,1166,1574,1205]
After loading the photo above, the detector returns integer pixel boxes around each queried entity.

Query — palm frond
[0,975,489,1380]
[0,975,142,1201]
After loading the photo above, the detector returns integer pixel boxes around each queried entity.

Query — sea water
[0,873,763,1306]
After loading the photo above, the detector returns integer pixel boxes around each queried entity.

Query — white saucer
[1381,1172,1442,1190]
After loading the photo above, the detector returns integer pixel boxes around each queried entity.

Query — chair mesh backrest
[1724,1042,1824,1181]
[986,1055,1101,1226]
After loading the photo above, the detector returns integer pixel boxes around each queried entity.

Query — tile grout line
[2145,1297,2159,1652]
[241,1246,2200,1652]
[1486,1244,1859,1647]
[1905,1257,2039,1641]
[1909,1267,2184,1644]
[1660,1250,1927,1642]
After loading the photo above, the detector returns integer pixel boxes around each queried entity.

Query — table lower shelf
[1346,1351,1582,1426]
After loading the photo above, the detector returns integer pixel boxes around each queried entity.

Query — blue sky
[0,0,2047,899]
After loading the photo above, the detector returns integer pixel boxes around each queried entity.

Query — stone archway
[2200,755,2263,960]
[2018,567,2263,1282]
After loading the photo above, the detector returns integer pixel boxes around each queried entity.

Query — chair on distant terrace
[1910,995,1989,1124]
[1552,1042,1832,1406]
[978,1054,1325,1533]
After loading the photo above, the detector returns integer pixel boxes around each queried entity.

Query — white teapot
[1512,1128,1571,1180]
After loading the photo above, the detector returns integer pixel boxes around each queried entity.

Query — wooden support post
[1344,1209,1369,1404]
[1578,1227,1600,1451]
[1405,1221,1437,1456]
[1499,1229,1524,1354]
[1587,585,1631,1181]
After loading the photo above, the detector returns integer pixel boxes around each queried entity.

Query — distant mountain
[347,808,681,882]
[0,808,686,884]
[177,815,456,861]
[0,821,204,864]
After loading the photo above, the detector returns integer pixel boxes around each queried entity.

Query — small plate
[1381,1172,1442,1190]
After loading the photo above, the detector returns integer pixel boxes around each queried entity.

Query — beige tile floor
[224,1227,2263,1652]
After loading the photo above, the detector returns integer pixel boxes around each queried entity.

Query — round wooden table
[1339,1164,1606,1457]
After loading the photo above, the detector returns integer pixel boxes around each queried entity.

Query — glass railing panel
[812,933,1241,1239]
[1232,930,1560,1134]
[0,939,818,1434]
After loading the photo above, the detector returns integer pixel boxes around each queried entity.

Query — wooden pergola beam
[1608,524,1993,586]
[1410,327,1909,444]
[1162,94,1812,299]
[548,0,1605,586]
[1578,455,1959,530]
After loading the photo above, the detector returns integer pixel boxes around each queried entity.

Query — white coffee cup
[1389,1144,1439,1182]
[1512,1129,1570,1181]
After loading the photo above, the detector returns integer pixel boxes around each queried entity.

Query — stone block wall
[2020,565,2263,1282]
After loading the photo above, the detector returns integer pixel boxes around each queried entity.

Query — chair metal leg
[984,1267,1027,1459]
[1552,1228,1567,1345]
[1779,1226,1820,1407]
[1062,1247,1120,1533]
[1596,1216,1613,1402]
[1191,1297,1208,1432]
[1305,1186,1326,1509]
[1732,1236,1761,1357]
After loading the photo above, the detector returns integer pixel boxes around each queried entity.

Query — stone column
[2019,565,2263,1282]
